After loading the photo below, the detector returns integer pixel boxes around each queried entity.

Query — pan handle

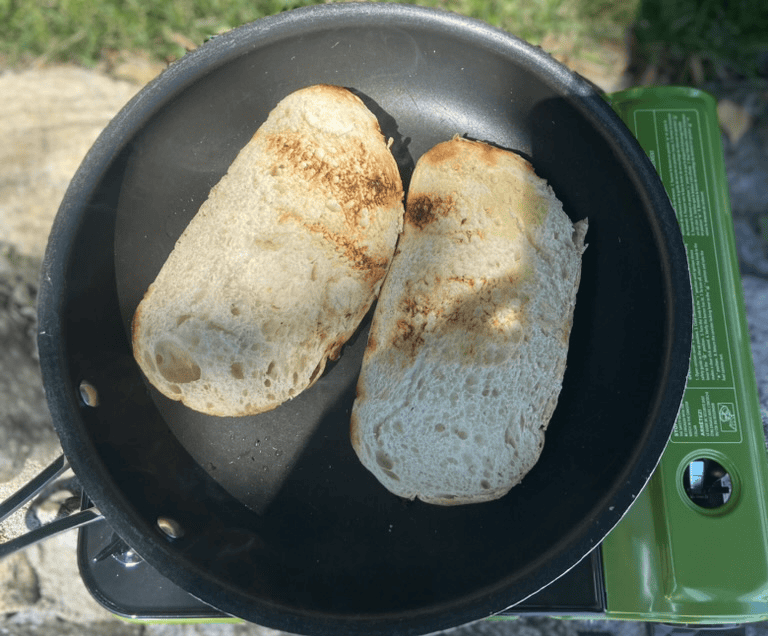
[0,454,104,561]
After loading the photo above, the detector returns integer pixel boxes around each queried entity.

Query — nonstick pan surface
[38,4,692,635]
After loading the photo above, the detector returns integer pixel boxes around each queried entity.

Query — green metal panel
[602,86,768,624]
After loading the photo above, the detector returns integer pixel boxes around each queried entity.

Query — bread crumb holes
[375,451,394,470]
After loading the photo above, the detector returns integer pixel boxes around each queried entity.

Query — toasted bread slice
[132,85,404,416]
[350,136,587,505]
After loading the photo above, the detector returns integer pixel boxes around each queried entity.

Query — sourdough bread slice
[132,85,404,416]
[350,136,587,505]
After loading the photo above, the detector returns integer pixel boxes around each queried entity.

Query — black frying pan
[37,4,692,635]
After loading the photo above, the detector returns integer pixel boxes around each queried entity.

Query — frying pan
[34,3,692,634]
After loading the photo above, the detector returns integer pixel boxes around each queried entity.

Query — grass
[1,0,763,82]
[633,0,768,80]
[0,0,636,68]
[0,0,315,66]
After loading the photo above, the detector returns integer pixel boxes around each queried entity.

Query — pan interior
[55,6,682,629]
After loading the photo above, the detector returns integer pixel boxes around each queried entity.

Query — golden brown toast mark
[264,132,402,220]
[405,194,455,229]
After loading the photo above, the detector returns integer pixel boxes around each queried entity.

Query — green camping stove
[597,86,768,626]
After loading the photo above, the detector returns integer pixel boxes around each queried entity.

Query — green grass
[633,0,768,79]
[0,0,636,68]
[0,0,315,66]
[3,0,763,81]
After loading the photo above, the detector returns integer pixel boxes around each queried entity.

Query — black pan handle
[0,454,104,560]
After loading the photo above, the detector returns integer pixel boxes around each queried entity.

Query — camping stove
[75,87,768,629]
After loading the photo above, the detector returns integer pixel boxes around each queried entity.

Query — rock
[0,243,60,484]
[441,618,647,636]
[101,49,167,86]
[742,275,768,442]
[0,616,143,636]
[14,531,118,623]
[0,553,40,611]
[143,622,291,636]
[540,34,632,93]
[0,66,141,259]
[723,126,768,218]
[734,217,768,277]
[712,82,768,220]
[718,98,753,144]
